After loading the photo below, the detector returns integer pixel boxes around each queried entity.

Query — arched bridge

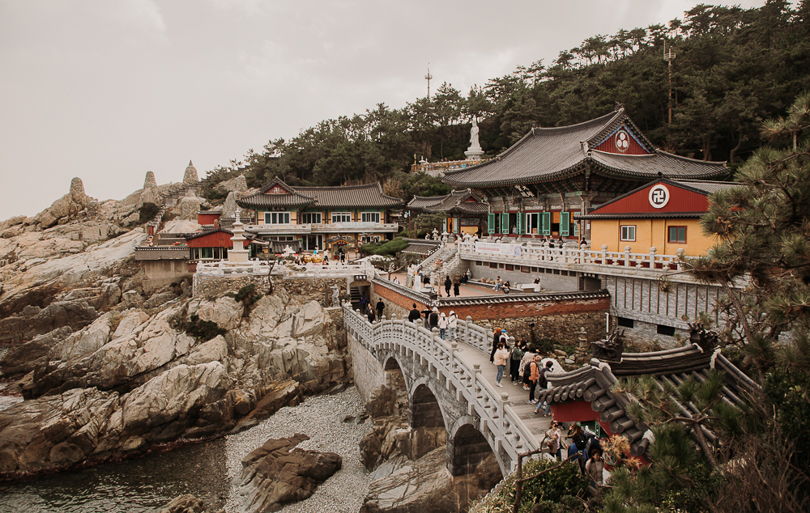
[343,303,549,478]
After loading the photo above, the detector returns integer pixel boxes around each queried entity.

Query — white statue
[331,284,340,307]
[469,117,481,149]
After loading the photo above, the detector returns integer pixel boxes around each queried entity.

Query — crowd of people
[487,326,606,490]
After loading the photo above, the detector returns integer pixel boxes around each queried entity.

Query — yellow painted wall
[590,218,717,256]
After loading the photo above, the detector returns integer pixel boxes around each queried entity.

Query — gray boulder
[236,433,342,513]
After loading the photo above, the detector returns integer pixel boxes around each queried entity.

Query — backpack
[522,361,533,383]
[573,433,587,450]
[511,346,525,361]
[538,367,548,388]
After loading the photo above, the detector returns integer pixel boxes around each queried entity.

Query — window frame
[361,212,380,223]
[263,211,291,224]
[667,225,687,243]
[331,212,352,223]
[300,212,322,224]
[620,225,636,242]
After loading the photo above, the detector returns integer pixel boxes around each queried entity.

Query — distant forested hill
[204,1,810,200]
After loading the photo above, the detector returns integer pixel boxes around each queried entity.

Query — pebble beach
[223,387,372,513]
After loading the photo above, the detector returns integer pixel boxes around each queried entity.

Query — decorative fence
[343,303,539,473]
[195,259,273,277]
[458,241,687,273]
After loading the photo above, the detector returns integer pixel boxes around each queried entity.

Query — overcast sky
[0,0,770,222]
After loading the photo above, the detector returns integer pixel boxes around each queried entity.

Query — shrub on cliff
[469,457,590,513]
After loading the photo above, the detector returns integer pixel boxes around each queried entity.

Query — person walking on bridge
[376,299,385,321]
[408,304,421,324]
[366,304,376,323]
[448,311,458,340]
[494,342,510,387]
[444,275,452,297]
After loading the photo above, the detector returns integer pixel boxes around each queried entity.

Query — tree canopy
[203,1,810,196]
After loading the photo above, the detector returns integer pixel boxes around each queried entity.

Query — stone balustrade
[458,241,687,276]
[343,303,539,474]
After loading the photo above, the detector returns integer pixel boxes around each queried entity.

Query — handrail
[343,303,539,473]
[458,241,687,274]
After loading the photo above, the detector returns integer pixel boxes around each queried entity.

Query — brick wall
[370,280,610,345]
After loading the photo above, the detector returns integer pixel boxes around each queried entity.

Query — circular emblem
[648,184,670,209]
[615,130,630,153]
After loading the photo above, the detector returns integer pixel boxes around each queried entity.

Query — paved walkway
[385,272,521,299]
[453,338,553,447]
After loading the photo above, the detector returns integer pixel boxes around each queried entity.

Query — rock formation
[33,177,95,229]
[177,191,203,221]
[144,171,158,189]
[0,283,348,477]
[183,161,199,185]
[235,434,342,512]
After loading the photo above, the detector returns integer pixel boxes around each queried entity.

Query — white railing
[343,304,538,473]
[195,258,273,277]
[276,260,377,279]
[458,241,687,273]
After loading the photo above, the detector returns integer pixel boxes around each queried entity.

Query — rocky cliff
[0,177,351,480]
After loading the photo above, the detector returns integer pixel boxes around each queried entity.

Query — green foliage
[469,457,589,513]
[602,424,715,513]
[138,202,160,223]
[358,238,409,256]
[184,314,226,341]
[232,283,262,308]
[762,366,810,470]
[400,172,450,203]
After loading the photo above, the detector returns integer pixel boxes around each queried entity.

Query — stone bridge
[344,303,547,479]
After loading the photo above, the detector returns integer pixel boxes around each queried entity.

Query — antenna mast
[425,63,433,98]
[664,43,676,124]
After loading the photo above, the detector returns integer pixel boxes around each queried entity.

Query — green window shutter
[487,213,495,233]
[453,218,459,234]
[442,219,447,232]
[560,212,570,236]
[516,213,523,234]
[501,213,510,234]
[574,222,579,237]
[541,212,551,235]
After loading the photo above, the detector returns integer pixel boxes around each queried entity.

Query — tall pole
[425,64,433,98]
[664,43,676,124]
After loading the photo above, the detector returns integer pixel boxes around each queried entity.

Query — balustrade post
[624,246,631,267]
[676,248,685,271]
[649,246,657,268]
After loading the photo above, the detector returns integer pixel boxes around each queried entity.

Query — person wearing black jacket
[429,307,440,331]
[408,304,421,323]
[444,276,452,297]
[376,299,385,321]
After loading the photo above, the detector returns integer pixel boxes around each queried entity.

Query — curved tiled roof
[408,189,488,215]
[537,345,757,457]
[441,109,727,188]
[237,177,316,209]
[293,183,403,208]
[237,178,402,209]
[590,150,728,180]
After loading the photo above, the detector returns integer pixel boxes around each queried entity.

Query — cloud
[109,0,167,39]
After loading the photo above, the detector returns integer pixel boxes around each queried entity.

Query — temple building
[441,107,728,241]
[236,177,403,253]
[405,189,489,236]
[580,178,740,256]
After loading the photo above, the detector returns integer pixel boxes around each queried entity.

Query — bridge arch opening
[448,423,503,479]
[382,356,407,415]
[408,383,447,459]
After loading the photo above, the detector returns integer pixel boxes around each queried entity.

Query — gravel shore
[223,386,371,513]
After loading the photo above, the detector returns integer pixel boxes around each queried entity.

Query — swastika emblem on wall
[648,184,670,209]
[615,130,630,153]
